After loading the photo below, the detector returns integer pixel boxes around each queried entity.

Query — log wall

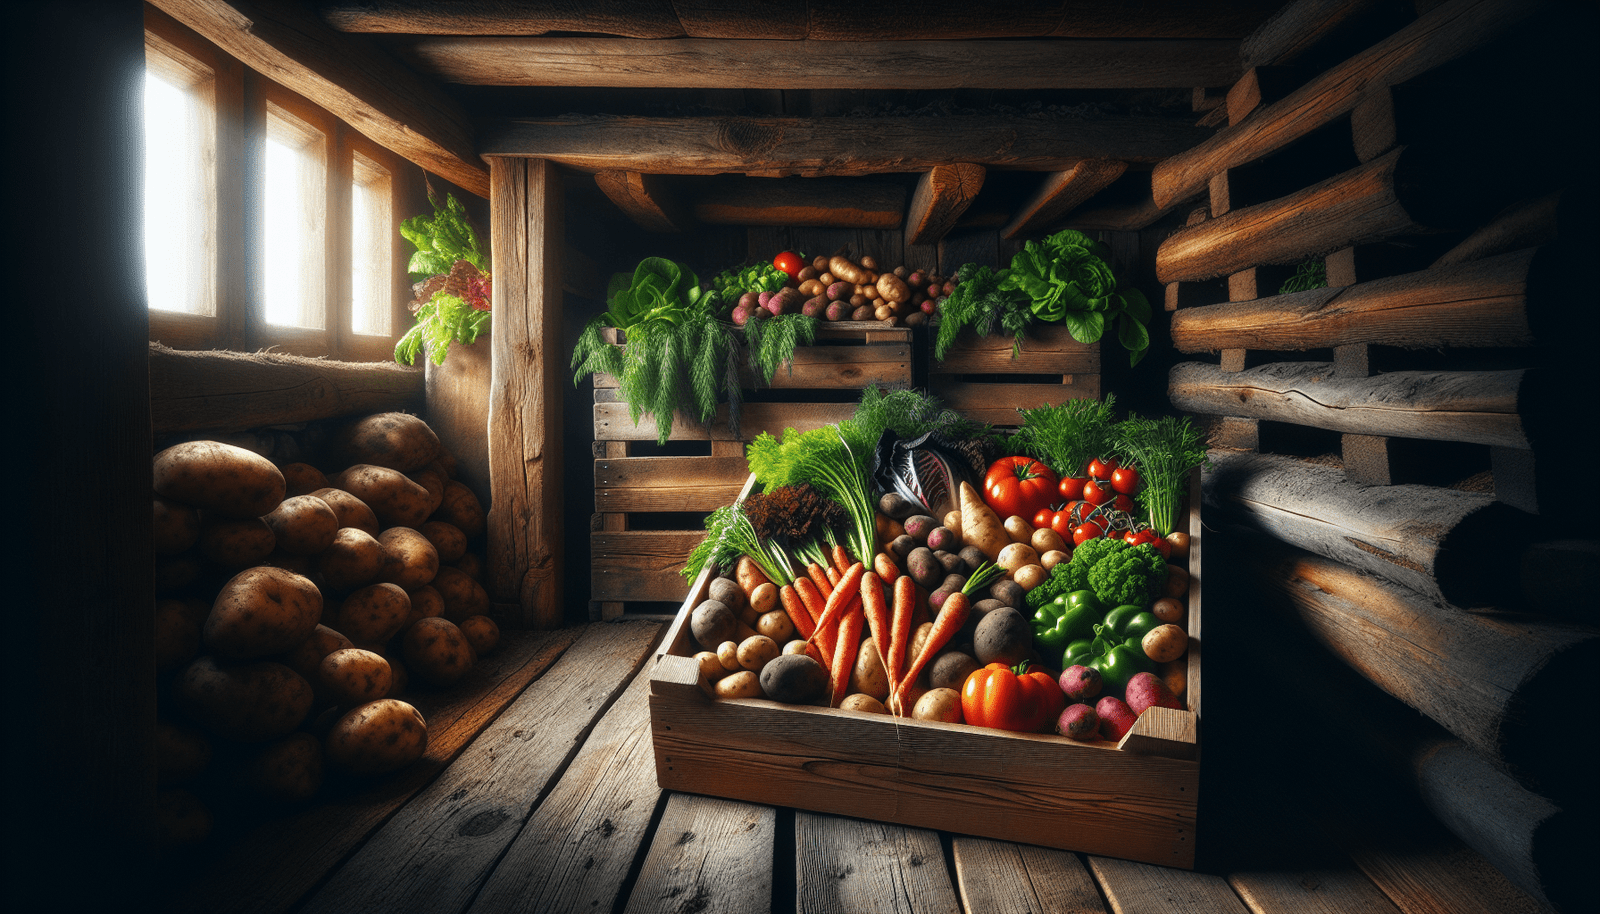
[1160,0,1598,903]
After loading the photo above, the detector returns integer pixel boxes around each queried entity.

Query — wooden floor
[164,620,1556,914]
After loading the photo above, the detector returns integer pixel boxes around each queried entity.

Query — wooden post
[488,157,566,629]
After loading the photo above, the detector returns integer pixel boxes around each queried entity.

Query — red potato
[1096,696,1138,742]
[1124,671,1184,716]
[1056,703,1100,741]
[1058,664,1102,702]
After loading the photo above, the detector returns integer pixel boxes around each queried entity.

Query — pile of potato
[151,412,497,848]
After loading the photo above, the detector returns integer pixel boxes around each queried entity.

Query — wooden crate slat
[594,455,749,515]
[594,400,858,442]
[930,326,1100,376]
[935,379,1103,425]
[595,341,912,391]
[592,531,707,602]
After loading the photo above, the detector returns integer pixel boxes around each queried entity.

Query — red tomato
[983,457,1060,521]
[1033,507,1058,529]
[1087,456,1119,480]
[1058,476,1087,502]
[1113,493,1134,513]
[1072,520,1105,546]
[1049,510,1078,539]
[1111,465,1141,495]
[773,251,804,278]
[1125,529,1172,560]
[1082,480,1113,507]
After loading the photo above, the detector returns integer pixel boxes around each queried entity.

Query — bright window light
[351,150,393,337]
[263,103,327,330]
[143,61,214,315]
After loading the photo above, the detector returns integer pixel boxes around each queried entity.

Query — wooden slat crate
[649,470,1203,868]
[590,322,912,618]
[929,323,1101,426]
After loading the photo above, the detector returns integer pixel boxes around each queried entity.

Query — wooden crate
[590,322,913,618]
[648,471,1203,868]
[929,324,1101,426]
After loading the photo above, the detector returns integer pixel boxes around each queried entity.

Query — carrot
[892,590,971,714]
[807,562,834,599]
[807,561,865,643]
[793,577,832,668]
[832,543,853,576]
[829,604,865,708]
[885,573,915,702]
[872,550,900,584]
[780,583,814,640]
[824,565,841,588]
[859,570,891,672]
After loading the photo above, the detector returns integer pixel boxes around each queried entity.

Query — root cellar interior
[18,1,1597,913]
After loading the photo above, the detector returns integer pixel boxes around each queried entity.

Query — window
[143,4,414,361]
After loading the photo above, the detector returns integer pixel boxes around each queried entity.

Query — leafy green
[744,312,819,385]
[1010,394,1120,479]
[710,261,790,300]
[933,264,1033,360]
[601,257,704,329]
[394,293,491,367]
[1279,259,1328,294]
[683,502,795,585]
[400,192,487,279]
[1113,413,1210,536]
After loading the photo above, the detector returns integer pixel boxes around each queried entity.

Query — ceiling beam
[482,115,1214,176]
[399,37,1241,90]
[594,172,689,233]
[691,177,906,228]
[151,0,488,197]
[906,165,986,245]
[1001,158,1128,239]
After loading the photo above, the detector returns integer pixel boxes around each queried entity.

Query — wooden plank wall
[1155,2,1596,910]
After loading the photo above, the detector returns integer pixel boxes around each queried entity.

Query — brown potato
[402,617,475,687]
[912,687,963,724]
[336,465,433,529]
[417,520,467,564]
[402,584,446,630]
[263,495,340,556]
[334,583,411,645]
[376,527,440,591]
[152,496,200,556]
[309,487,381,538]
[318,648,394,707]
[259,550,316,576]
[153,440,286,518]
[198,516,277,568]
[453,552,484,581]
[849,638,890,700]
[176,656,314,742]
[409,468,446,518]
[279,624,355,688]
[458,614,500,656]
[205,566,322,660]
[433,481,485,538]
[334,412,441,473]
[324,698,428,776]
[432,565,489,621]
[280,462,328,497]
[317,527,383,592]
[244,732,323,802]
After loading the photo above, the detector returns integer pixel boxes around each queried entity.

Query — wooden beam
[905,164,986,246]
[1151,0,1548,209]
[1432,190,1562,269]
[488,158,565,628]
[691,176,906,229]
[1238,0,1390,69]
[1168,361,1529,448]
[484,115,1211,177]
[1169,247,1540,353]
[398,36,1242,90]
[1203,449,1530,608]
[150,344,426,434]
[1239,533,1598,805]
[318,0,687,37]
[594,171,687,233]
[1000,159,1127,239]
[151,0,488,197]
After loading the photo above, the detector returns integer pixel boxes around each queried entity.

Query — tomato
[1113,493,1134,514]
[961,661,1065,733]
[1111,465,1141,495]
[1072,519,1105,546]
[1125,528,1172,560]
[773,251,804,278]
[1033,507,1059,529]
[1087,456,1119,480]
[1049,510,1078,539]
[1082,480,1113,507]
[1058,476,1087,502]
[983,456,1060,521]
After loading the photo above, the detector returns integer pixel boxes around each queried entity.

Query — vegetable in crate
[961,660,1065,733]
[1112,413,1210,537]
[1010,395,1120,484]
[982,456,1059,522]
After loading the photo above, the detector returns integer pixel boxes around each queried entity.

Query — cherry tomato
[1124,529,1172,560]
[1111,465,1141,495]
[1058,476,1088,502]
[1049,511,1077,540]
[1087,456,1119,480]
[1082,480,1113,507]
[1072,520,1105,546]
[1033,507,1058,529]
[773,251,804,278]
[1112,493,1134,514]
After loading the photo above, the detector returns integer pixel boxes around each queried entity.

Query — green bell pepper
[1083,609,1160,695]
[1032,590,1103,655]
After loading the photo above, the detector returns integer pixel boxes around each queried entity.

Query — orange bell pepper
[960,660,1066,733]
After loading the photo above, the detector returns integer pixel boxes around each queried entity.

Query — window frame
[144,4,416,363]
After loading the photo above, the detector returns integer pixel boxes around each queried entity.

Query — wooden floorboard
[297,621,662,914]
[622,793,779,914]
[795,811,962,914]
[951,837,1108,914]
[1088,855,1253,914]
[171,627,582,914]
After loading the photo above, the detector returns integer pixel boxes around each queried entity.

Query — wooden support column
[489,157,565,629]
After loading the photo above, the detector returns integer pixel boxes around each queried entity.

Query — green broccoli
[1062,537,1124,593]
[1085,541,1168,608]
[1024,561,1075,611]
